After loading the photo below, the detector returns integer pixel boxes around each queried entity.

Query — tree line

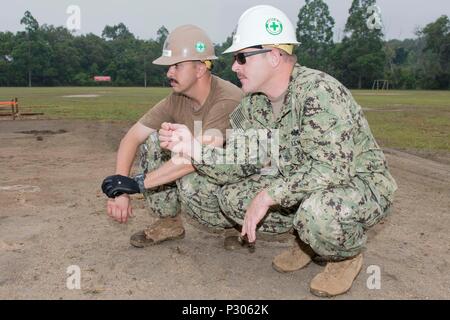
[0,0,449,89]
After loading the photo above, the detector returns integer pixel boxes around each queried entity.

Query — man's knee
[216,184,248,222]
[177,173,234,229]
[217,183,294,235]
[177,172,218,202]
[293,191,366,258]
[139,132,170,173]
[177,173,221,212]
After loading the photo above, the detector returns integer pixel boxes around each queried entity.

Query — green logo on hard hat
[195,42,206,53]
[265,18,283,35]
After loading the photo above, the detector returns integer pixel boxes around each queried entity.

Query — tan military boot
[272,241,313,273]
[310,253,363,297]
[130,216,185,248]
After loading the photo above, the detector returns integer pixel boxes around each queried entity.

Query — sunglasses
[233,49,272,65]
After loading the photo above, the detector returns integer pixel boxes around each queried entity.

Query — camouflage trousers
[217,173,391,259]
[140,133,292,232]
[139,132,235,229]
[141,132,391,259]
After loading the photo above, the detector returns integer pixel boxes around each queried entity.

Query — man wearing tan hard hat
[158,5,397,298]
[101,25,243,247]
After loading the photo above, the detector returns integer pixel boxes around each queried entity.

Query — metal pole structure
[144,55,147,88]
[27,32,32,87]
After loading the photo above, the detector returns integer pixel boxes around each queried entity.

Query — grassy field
[0,87,449,152]
[353,90,450,152]
[0,87,169,121]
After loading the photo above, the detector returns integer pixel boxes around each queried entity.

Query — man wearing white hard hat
[101,25,243,247]
[158,6,397,297]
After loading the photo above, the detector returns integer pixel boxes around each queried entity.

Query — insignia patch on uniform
[230,107,252,130]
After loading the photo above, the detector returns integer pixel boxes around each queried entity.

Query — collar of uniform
[246,64,304,127]
[271,63,303,123]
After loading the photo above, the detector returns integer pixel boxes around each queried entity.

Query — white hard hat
[223,5,300,54]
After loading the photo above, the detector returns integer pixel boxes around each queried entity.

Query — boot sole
[309,259,363,298]
[310,286,350,298]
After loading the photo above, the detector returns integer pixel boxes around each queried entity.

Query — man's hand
[107,194,133,223]
[101,174,144,198]
[159,122,199,158]
[241,190,276,243]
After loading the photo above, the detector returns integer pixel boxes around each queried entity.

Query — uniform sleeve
[192,99,270,185]
[192,140,263,185]
[138,96,174,130]
[267,81,356,207]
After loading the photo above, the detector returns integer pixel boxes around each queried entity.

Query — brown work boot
[309,253,363,297]
[272,241,314,273]
[130,216,185,248]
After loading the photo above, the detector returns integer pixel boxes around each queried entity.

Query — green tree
[418,15,450,89]
[102,23,134,41]
[149,25,171,86]
[20,11,41,86]
[37,25,79,85]
[73,33,110,84]
[213,34,239,86]
[156,25,169,46]
[0,32,16,86]
[384,38,424,89]
[336,0,386,88]
[102,23,141,85]
[20,11,39,33]
[296,0,335,73]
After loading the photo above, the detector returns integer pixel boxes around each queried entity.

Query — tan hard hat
[153,25,218,65]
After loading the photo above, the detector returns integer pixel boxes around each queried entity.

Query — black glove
[101,174,145,198]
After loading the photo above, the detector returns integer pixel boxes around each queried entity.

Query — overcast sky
[1,0,449,43]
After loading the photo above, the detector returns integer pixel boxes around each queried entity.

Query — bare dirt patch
[0,119,449,299]
[16,129,67,135]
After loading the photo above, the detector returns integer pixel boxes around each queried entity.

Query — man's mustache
[237,74,247,80]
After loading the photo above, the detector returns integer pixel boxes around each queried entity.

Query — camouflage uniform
[193,64,398,259]
[139,132,235,229]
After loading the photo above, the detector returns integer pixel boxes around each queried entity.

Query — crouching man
[101,25,243,247]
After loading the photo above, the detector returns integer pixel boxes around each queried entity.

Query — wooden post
[15,98,19,118]
[11,99,15,120]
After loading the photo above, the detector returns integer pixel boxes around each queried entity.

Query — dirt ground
[0,119,449,300]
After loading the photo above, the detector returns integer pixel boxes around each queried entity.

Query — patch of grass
[0,87,449,152]
[0,87,170,121]
[352,90,450,109]
[352,90,450,152]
